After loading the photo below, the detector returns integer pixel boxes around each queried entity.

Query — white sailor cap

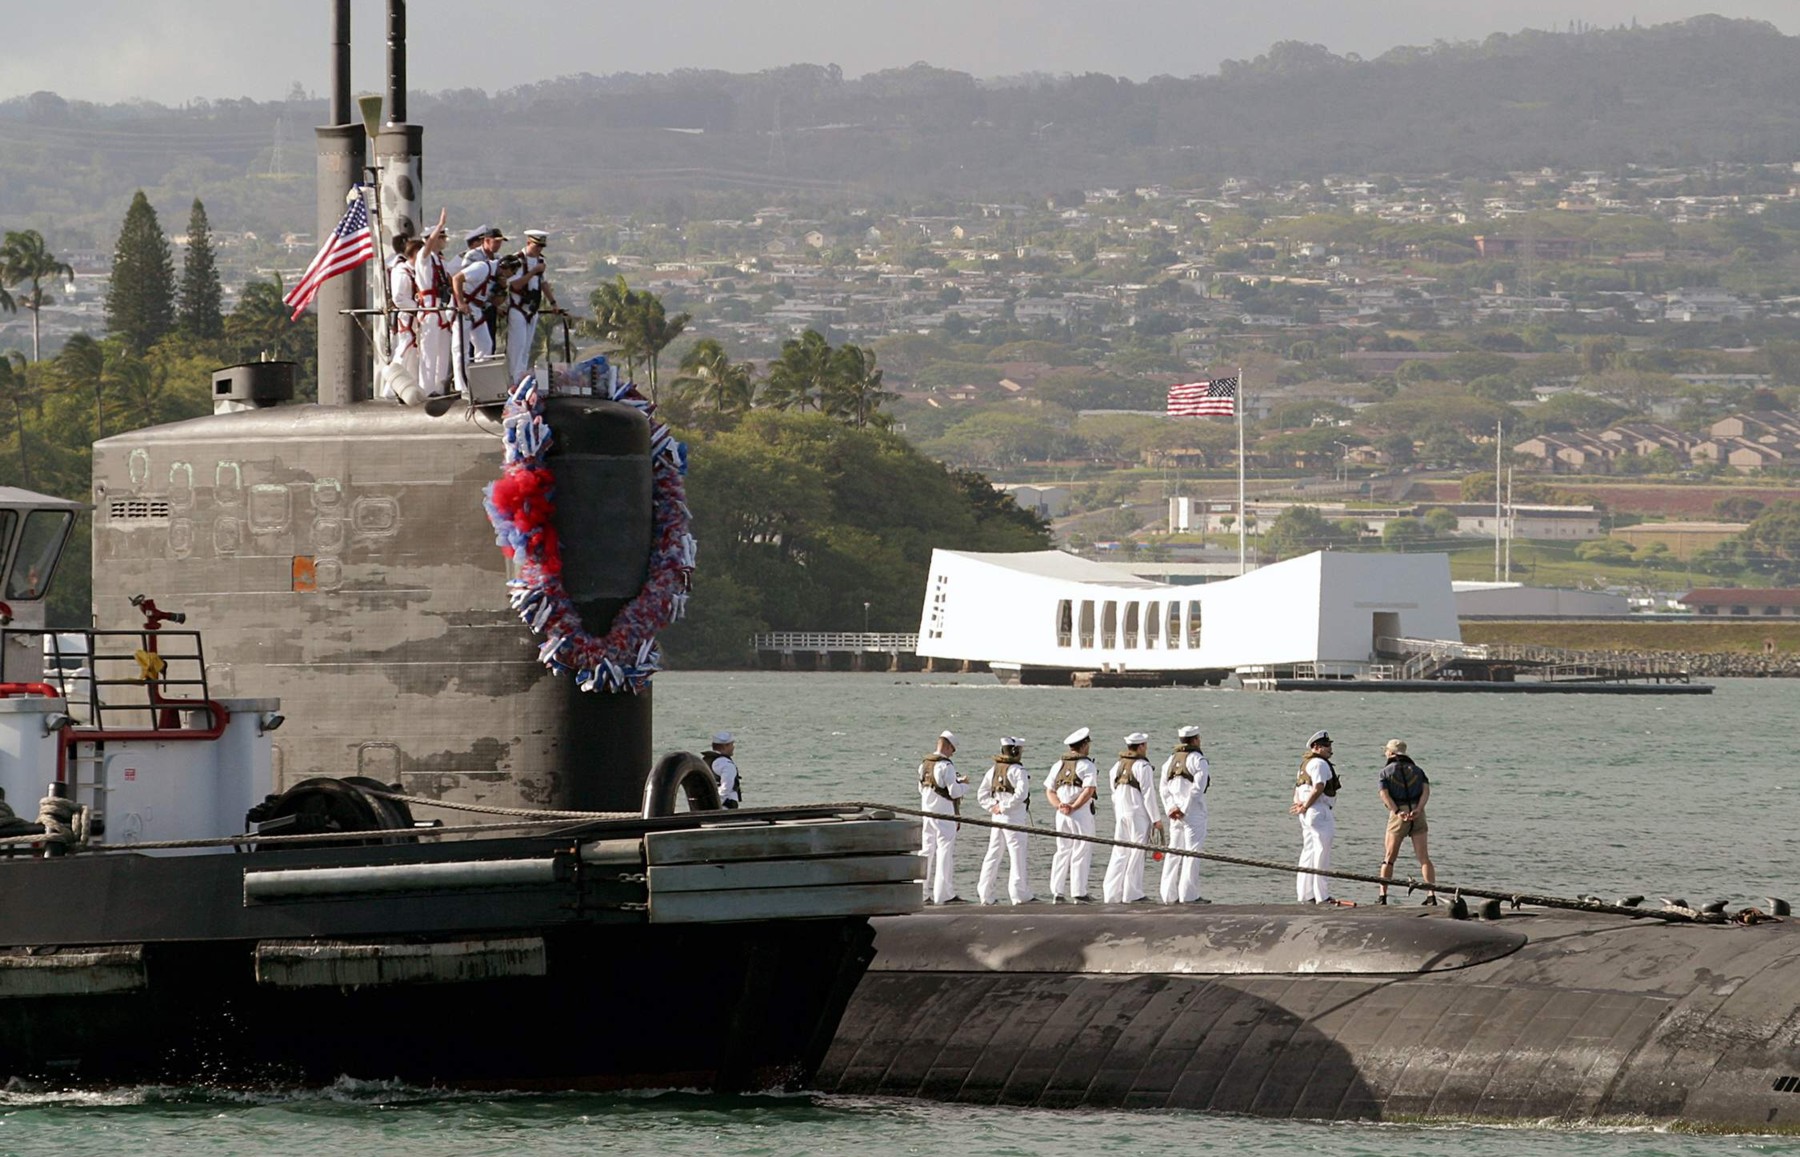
[1177,725,1201,739]
[939,730,958,747]
[1064,726,1091,747]
[1001,735,1024,748]
[1124,731,1149,746]
[524,229,549,247]
[711,731,734,745]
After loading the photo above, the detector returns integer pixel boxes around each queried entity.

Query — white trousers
[920,814,959,903]
[1050,806,1094,899]
[1296,810,1335,903]
[508,308,539,386]
[1103,811,1153,903]
[1161,814,1208,903]
[977,811,1032,904]
[419,320,452,395]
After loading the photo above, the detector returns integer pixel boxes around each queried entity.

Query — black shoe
[1191,897,1211,904]
[1422,894,1439,906]
[941,896,969,905]
[1051,895,1067,904]
[921,898,934,906]
[1016,898,1041,905]
[1073,895,1096,904]
[1376,895,1389,905]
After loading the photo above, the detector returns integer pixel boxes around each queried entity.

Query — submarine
[820,852,1800,1131]
[0,0,919,1091]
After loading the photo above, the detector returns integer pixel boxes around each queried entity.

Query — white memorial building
[916,549,1461,680]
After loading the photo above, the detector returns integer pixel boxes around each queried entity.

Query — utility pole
[1494,420,1503,582]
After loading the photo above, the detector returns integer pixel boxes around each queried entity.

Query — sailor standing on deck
[1102,732,1158,903]
[413,209,453,396]
[452,225,507,372]
[918,730,968,905]
[703,732,741,809]
[506,230,557,386]
[1045,727,1099,903]
[975,736,1034,905]
[380,233,425,404]
[1159,725,1210,904]
[1290,729,1340,904]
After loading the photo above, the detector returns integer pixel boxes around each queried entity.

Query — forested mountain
[5,16,1800,241]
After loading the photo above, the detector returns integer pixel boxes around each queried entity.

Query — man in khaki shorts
[1377,739,1436,904]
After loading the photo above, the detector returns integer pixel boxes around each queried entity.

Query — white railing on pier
[752,631,921,653]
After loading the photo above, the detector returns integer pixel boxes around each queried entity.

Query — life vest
[462,255,500,334]
[510,251,545,314]
[1298,754,1341,797]
[1382,756,1426,807]
[1113,755,1145,792]
[989,761,1025,806]
[701,749,743,797]
[1166,747,1197,782]
[1053,753,1095,813]
[920,753,958,803]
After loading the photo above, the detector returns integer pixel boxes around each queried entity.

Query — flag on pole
[283,192,373,320]
[1167,375,1237,417]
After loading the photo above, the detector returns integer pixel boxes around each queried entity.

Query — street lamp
[863,601,872,635]
[1331,441,1351,486]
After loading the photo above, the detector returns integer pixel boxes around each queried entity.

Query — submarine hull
[821,906,1800,1130]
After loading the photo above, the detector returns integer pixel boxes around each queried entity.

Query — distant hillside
[5,16,1800,238]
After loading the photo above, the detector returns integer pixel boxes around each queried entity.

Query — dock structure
[1237,635,1709,693]
[752,632,956,673]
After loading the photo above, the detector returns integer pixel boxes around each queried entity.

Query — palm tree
[762,330,838,412]
[224,275,308,364]
[586,276,644,379]
[0,351,33,485]
[827,342,895,429]
[56,333,111,439]
[1,230,74,362]
[675,338,756,416]
[633,294,690,403]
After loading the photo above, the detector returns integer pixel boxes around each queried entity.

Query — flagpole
[1236,365,1247,575]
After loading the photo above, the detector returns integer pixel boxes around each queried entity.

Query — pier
[752,632,971,673]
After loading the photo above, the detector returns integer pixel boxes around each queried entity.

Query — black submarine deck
[823,903,1800,1131]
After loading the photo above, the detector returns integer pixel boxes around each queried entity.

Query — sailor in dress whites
[918,730,968,904]
[1290,729,1339,904]
[413,210,453,396]
[381,234,426,404]
[452,225,506,389]
[1102,732,1159,903]
[506,230,557,386]
[1045,727,1099,903]
[975,736,1034,905]
[704,731,741,809]
[1159,725,1211,904]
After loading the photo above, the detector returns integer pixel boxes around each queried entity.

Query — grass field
[1462,620,1800,655]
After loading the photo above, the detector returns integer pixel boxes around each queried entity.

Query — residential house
[1679,588,1800,617]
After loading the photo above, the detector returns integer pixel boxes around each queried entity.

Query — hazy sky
[9,1,1800,105]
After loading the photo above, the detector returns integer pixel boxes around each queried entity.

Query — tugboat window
[6,510,71,600]
[0,510,16,579]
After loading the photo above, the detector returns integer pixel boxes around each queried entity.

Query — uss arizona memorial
[915,548,1461,683]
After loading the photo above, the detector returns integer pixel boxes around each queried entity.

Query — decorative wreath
[482,357,696,693]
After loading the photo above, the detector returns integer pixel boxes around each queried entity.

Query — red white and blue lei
[482,356,695,693]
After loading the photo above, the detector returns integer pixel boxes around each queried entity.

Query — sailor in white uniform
[1290,729,1339,904]
[452,225,506,390]
[704,731,740,809]
[380,234,426,404]
[918,730,968,904]
[1045,727,1099,903]
[1159,725,1211,904]
[975,736,1034,905]
[413,210,453,396]
[506,230,556,386]
[1102,732,1158,903]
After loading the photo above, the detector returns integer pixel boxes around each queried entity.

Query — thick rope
[847,800,1723,924]
[363,788,638,821]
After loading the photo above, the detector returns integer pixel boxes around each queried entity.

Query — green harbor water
[1,672,1793,1155]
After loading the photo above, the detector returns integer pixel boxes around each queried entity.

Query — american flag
[1167,375,1237,417]
[283,193,374,320]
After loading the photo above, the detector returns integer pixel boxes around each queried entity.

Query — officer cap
[524,229,550,247]
[1177,725,1201,739]
[1124,731,1149,746]
[1064,726,1091,747]
[1309,730,1333,747]
[465,226,488,247]
[711,731,734,745]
